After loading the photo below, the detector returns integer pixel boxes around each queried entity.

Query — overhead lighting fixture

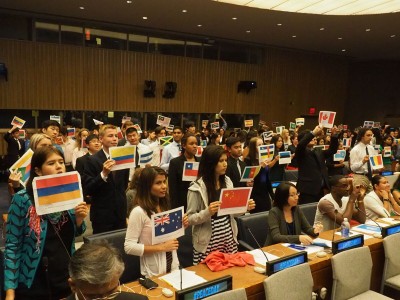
[246,30,251,33]
[338,37,343,40]
[342,49,346,52]
[213,0,400,15]
[79,6,85,10]
[292,35,297,38]
[365,28,371,32]
[232,17,237,20]
[390,34,396,37]
[320,27,325,31]
[182,9,187,12]
[127,0,132,3]
[277,23,282,26]
[142,16,148,20]
[197,24,202,27]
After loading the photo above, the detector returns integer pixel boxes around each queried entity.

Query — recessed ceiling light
[232,17,237,20]
[292,35,296,38]
[277,23,282,26]
[365,28,371,32]
[246,30,251,33]
[338,37,343,40]
[390,34,396,38]
[79,6,85,10]
[126,0,132,3]
[342,49,346,52]
[182,9,187,13]
[197,24,202,27]
[142,16,148,20]
[320,27,325,30]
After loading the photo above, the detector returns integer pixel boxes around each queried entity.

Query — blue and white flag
[139,149,153,165]
[151,207,185,245]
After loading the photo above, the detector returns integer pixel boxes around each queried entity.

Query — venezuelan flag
[110,146,135,165]
[35,173,81,206]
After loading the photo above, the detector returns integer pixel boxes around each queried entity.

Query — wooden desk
[123,229,387,300]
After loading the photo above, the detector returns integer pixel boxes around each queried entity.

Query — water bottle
[341,218,350,237]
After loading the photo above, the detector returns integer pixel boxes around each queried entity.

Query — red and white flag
[318,111,336,129]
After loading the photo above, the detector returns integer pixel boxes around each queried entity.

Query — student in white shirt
[160,126,183,172]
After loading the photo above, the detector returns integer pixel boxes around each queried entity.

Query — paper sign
[33,172,83,215]
[276,126,285,134]
[313,145,329,151]
[50,115,61,124]
[9,149,34,187]
[109,145,136,171]
[166,125,174,132]
[369,154,383,170]
[394,139,400,145]
[11,116,26,128]
[200,140,208,148]
[217,187,252,216]
[262,131,274,142]
[202,120,209,128]
[211,122,219,130]
[289,122,296,131]
[133,124,142,134]
[334,150,346,161]
[139,149,153,166]
[151,207,185,245]
[67,128,75,137]
[108,111,114,118]
[240,166,261,182]
[55,136,64,145]
[160,136,173,147]
[383,146,392,157]
[157,115,171,127]
[81,138,88,149]
[295,118,305,126]
[19,129,26,139]
[279,151,291,164]
[122,116,131,124]
[343,138,351,148]
[93,119,104,125]
[117,127,123,140]
[259,144,274,163]
[244,120,253,128]
[363,121,374,128]
[373,122,381,129]
[182,161,199,181]
[196,145,203,157]
[319,111,336,129]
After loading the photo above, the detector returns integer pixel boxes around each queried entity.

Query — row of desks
[123,227,390,300]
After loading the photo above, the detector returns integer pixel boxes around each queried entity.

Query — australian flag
[154,210,183,237]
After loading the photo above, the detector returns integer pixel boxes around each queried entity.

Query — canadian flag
[319,111,336,129]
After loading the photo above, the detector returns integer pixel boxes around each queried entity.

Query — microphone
[245,225,269,274]
[355,207,382,238]
[179,265,183,290]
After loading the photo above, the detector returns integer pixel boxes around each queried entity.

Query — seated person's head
[68,240,125,300]
[41,120,61,140]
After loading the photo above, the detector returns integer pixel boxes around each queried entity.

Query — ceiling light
[79,6,85,10]
[366,28,371,32]
[320,27,325,31]
[342,49,346,52]
[232,17,237,20]
[126,0,132,3]
[277,23,282,26]
[213,0,400,15]
[338,37,343,40]
[292,35,296,38]
[142,16,148,20]
[390,34,396,37]
[246,30,251,33]
[197,24,202,27]
[182,9,187,12]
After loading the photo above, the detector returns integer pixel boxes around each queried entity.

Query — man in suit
[83,125,129,234]
[296,125,338,204]
[3,125,25,168]
[67,240,148,300]
[225,137,247,187]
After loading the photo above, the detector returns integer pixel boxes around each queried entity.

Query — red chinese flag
[219,188,251,209]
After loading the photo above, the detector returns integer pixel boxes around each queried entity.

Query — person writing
[4,146,87,300]
[124,167,188,277]
[265,182,322,246]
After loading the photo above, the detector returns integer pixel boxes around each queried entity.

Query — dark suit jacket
[225,156,247,187]
[66,291,148,300]
[168,155,199,211]
[75,152,90,176]
[83,150,129,234]
[295,132,338,197]
[3,132,25,167]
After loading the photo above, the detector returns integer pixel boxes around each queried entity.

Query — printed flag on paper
[182,161,199,181]
[262,131,274,142]
[55,136,64,145]
[200,140,207,148]
[50,115,61,124]
[369,154,383,170]
[81,138,88,149]
[394,139,400,146]
[318,111,336,129]
[9,149,34,187]
[218,187,252,216]
[11,116,26,128]
[151,207,185,245]
[289,122,296,131]
[109,145,136,170]
[259,144,275,163]
[334,150,346,162]
[133,124,142,133]
[295,118,305,126]
[18,130,26,139]
[363,121,374,128]
[383,146,392,157]
[343,138,351,148]
[33,172,83,215]
[244,120,253,128]
[117,127,124,140]
[160,136,173,147]
[122,116,131,124]
[278,151,291,164]
[67,128,75,137]
[202,120,209,128]
[157,115,171,127]
[211,122,219,130]
[240,166,261,182]
[373,122,381,129]
[166,125,174,133]
[139,149,153,165]
[276,126,285,134]
[195,145,203,157]
[313,145,329,151]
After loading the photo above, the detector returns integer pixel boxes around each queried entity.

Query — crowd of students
[2,116,400,299]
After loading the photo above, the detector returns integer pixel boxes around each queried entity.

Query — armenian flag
[369,154,383,170]
[109,145,136,170]
[259,144,274,162]
[9,149,34,186]
[240,166,261,182]
[11,116,26,128]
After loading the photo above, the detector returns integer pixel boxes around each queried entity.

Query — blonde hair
[29,133,52,150]
[99,125,117,137]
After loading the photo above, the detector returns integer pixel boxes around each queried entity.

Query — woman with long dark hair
[4,147,87,300]
[187,145,255,264]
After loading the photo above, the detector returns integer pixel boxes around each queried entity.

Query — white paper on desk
[159,269,206,290]
[312,238,332,248]
[351,224,382,235]
[365,220,390,227]
[380,218,400,224]
[247,249,279,265]
[335,231,373,240]
[282,243,324,255]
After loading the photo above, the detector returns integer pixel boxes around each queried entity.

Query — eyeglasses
[78,281,121,300]
[289,192,300,197]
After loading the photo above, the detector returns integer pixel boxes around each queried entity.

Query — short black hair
[126,127,138,135]
[185,121,195,130]
[154,126,165,135]
[273,181,296,210]
[86,134,99,144]
[41,120,61,130]
[225,137,241,148]
[328,175,346,187]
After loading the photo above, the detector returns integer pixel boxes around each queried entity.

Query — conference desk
[123,224,392,300]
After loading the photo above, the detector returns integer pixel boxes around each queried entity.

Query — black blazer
[225,156,247,188]
[83,150,129,234]
[295,132,338,196]
[168,155,199,211]
[3,132,25,167]
[75,152,90,176]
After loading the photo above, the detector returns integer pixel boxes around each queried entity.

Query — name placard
[175,275,232,300]
[332,234,364,254]
[266,251,307,275]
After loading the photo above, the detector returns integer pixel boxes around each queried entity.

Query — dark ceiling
[1,0,400,60]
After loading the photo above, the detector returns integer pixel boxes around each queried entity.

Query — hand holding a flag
[102,158,116,177]
[159,239,179,251]
[312,125,323,137]
[209,201,221,216]
[9,170,22,188]
[247,199,256,211]
[74,202,89,227]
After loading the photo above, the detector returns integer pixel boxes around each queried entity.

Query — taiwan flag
[318,111,336,129]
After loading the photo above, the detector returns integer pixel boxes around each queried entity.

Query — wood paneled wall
[0,39,349,126]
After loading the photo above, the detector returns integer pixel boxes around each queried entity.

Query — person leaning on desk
[265,182,323,246]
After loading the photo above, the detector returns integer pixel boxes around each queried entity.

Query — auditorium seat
[177,226,193,268]
[331,246,393,300]
[299,202,317,226]
[83,229,141,284]
[204,287,247,300]
[263,263,313,299]
[284,169,298,182]
[381,233,400,297]
[235,211,269,251]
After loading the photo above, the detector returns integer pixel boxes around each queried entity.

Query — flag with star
[240,166,261,182]
[151,207,185,245]
[217,187,252,216]
[182,161,199,181]
[259,144,274,163]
